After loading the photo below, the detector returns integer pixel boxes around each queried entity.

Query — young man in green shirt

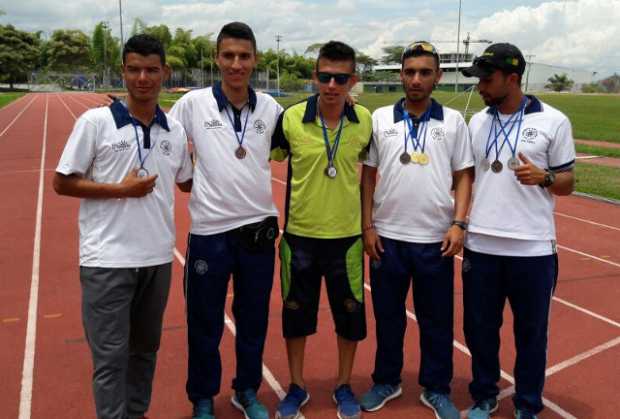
[271,41,373,419]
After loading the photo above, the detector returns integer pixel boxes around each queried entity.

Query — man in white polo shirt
[460,43,575,419]
[360,42,473,419]
[54,34,193,419]
[168,22,282,419]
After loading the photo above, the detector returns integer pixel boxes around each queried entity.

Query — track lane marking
[555,211,620,232]
[0,95,38,138]
[18,94,49,419]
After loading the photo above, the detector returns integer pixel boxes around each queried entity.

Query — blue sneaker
[514,409,537,419]
[231,389,268,419]
[360,383,402,411]
[467,398,498,419]
[276,384,310,419]
[192,398,215,419]
[420,391,459,419]
[333,384,362,419]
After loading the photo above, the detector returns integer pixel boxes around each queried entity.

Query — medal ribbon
[319,111,345,168]
[403,107,431,154]
[224,104,250,149]
[494,97,527,159]
[131,120,159,171]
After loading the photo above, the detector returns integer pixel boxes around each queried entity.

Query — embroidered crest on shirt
[159,140,172,156]
[522,127,538,143]
[254,119,266,134]
[203,119,224,130]
[383,128,398,137]
[111,140,131,153]
[431,127,446,141]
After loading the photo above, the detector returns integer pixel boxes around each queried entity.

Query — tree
[600,74,620,93]
[131,18,147,36]
[304,42,324,56]
[357,52,378,75]
[144,24,172,49]
[92,22,120,85]
[0,24,40,88]
[545,73,574,92]
[381,45,404,64]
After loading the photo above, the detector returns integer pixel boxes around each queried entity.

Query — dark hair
[316,41,356,72]
[401,42,440,70]
[122,34,166,65]
[216,22,257,54]
[499,68,523,86]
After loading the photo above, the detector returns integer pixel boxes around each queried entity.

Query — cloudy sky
[2,0,618,77]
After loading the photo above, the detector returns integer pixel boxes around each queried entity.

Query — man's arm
[442,166,474,257]
[515,152,575,196]
[53,170,158,199]
[361,164,383,260]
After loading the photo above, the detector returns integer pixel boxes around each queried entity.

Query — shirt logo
[254,119,266,134]
[203,119,224,130]
[383,128,398,137]
[159,140,172,156]
[522,127,538,144]
[431,127,446,141]
[111,140,131,153]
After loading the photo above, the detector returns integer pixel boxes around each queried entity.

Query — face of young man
[477,70,517,107]
[400,55,442,104]
[122,53,169,103]
[313,58,358,107]
[216,37,256,91]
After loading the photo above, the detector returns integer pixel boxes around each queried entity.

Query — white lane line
[546,335,620,376]
[557,244,620,269]
[0,95,38,138]
[272,177,286,186]
[63,93,90,111]
[362,282,575,418]
[18,94,49,419]
[56,94,78,120]
[555,211,620,232]
[575,155,599,160]
[173,249,302,416]
[552,296,620,329]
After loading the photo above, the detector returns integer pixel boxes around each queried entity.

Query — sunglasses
[403,41,439,56]
[316,72,352,85]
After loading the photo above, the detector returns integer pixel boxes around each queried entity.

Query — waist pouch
[234,216,279,252]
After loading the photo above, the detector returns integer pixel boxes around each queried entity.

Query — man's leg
[507,254,557,415]
[185,233,234,403]
[126,263,172,418]
[410,242,454,395]
[462,248,506,403]
[230,238,275,392]
[369,237,411,387]
[80,267,136,419]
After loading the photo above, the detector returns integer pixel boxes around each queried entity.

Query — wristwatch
[541,170,556,188]
[451,220,468,230]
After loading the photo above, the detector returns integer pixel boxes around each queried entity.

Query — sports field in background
[3,91,620,201]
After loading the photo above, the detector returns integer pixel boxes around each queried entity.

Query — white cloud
[1,0,618,75]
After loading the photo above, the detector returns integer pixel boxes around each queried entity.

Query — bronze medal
[491,159,503,173]
[235,146,247,159]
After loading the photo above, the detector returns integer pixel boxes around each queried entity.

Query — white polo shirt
[365,99,474,243]
[56,101,193,268]
[168,82,282,235]
[465,95,575,256]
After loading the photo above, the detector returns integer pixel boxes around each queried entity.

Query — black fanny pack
[235,216,279,252]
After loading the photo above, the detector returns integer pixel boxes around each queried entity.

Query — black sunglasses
[316,72,352,85]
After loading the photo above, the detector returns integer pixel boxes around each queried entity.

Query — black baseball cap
[461,43,526,78]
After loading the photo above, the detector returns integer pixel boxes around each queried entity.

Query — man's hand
[363,228,384,261]
[441,225,464,257]
[119,169,158,197]
[514,152,546,185]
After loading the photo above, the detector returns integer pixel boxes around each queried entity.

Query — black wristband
[451,220,468,230]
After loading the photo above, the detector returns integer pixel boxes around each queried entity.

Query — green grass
[576,144,620,159]
[158,90,620,143]
[575,162,620,201]
[0,92,25,108]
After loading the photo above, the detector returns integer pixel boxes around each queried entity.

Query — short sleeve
[168,95,193,140]
[175,129,193,183]
[364,112,381,167]
[270,111,290,161]
[450,113,475,171]
[56,114,98,176]
[548,117,576,172]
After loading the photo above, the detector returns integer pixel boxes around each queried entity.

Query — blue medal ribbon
[319,111,345,168]
[402,106,431,154]
[131,120,159,172]
[223,104,250,150]
[494,97,527,159]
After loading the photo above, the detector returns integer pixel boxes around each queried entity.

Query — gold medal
[418,153,430,166]
[410,152,420,164]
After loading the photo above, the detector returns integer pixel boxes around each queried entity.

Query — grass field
[0,92,25,108]
[576,144,620,159]
[575,163,620,201]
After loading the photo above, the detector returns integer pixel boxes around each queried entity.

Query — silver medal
[480,159,491,172]
[137,168,149,178]
[325,166,337,179]
[507,156,520,170]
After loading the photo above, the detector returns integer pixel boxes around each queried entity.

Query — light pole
[118,0,124,46]
[276,34,282,95]
[524,54,535,93]
[455,0,462,93]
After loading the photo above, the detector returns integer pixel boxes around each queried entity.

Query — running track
[1,93,618,419]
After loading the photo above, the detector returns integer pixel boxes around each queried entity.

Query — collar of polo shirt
[393,97,444,123]
[486,94,543,116]
[301,93,359,124]
[212,80,258,112]
[109,100,170,131]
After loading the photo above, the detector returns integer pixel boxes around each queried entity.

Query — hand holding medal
[121,168,158,198]
[513,152,547,186]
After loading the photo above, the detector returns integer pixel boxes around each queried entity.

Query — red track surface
[1,93,618,419]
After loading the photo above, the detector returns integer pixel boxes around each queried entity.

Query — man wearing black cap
[460,43,576,419]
